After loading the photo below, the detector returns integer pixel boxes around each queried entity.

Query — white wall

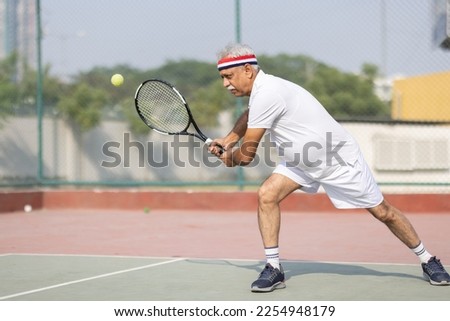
[1,116,449,193]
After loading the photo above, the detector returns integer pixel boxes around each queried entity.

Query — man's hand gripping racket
[134,79,223,154]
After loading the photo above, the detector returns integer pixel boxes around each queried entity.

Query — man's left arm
[220,127,266,167]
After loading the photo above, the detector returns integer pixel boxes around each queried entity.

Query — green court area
[1,254,449,301]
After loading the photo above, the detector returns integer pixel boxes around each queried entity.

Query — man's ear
[244,64,255,79]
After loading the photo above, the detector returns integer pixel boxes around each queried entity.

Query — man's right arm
[209,109,249,155]
[226,109,249,146]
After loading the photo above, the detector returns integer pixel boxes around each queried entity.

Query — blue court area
[1,253,449,301]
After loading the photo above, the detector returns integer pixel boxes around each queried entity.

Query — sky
[40,0,450,79]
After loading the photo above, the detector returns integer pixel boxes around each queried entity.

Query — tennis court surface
[1,205,449,301]
[1,253,449,301]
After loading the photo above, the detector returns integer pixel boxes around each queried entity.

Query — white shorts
[273,152,383,209]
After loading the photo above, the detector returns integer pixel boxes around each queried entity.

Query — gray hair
[217,43,255,59]
[217,43,260,71]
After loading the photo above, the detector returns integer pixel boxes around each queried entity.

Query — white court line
[0,254,12,257]
[4,253,422,267]
[8,253,187,260]
[0,257,184,301]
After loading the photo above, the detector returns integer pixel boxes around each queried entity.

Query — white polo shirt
[247,70,382,208]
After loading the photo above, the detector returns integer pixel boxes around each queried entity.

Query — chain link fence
[1,0,449,192]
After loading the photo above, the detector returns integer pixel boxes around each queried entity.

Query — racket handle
[205,138,224,155]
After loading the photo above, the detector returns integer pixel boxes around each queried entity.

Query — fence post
[36,0,44,183]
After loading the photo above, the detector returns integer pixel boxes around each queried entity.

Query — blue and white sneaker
[251,263,286,292]
[422,257,450,286]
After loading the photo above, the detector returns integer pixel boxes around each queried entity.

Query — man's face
[219,64,253,97]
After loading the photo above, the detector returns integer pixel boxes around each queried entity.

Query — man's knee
[258,183,279,206]
[369,201,399,223]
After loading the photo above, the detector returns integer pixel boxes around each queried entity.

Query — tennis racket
[134,79,222,153]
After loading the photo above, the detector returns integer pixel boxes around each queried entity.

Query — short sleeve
[247,90,285,129]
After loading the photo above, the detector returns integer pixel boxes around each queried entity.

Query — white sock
[265,246,280,270]
[411,242,432,263]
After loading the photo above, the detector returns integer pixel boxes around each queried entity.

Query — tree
[57,83,108,131]
[144,60,236,128]
[246,54,389,120]
[189,78,235,126]
[307,63,388,119]
[1,53,387,132]
[0,54,20,123]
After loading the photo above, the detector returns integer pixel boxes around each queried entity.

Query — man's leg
[257,173,301,248]
[251,173,300,292]
[366,199,420,248]
[367,199,450,285]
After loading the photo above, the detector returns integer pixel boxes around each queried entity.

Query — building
[0,0,36,68]
[391,71,450,122]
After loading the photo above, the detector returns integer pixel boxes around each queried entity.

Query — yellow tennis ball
[111,73,124,87]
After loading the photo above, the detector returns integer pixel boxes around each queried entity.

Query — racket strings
[136,82,190,133]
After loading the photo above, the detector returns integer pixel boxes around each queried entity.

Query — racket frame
[134,79,212,144]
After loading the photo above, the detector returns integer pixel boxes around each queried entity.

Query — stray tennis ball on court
[143,207,150,214]
[111,73,124,87]
[24,204,32,213]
